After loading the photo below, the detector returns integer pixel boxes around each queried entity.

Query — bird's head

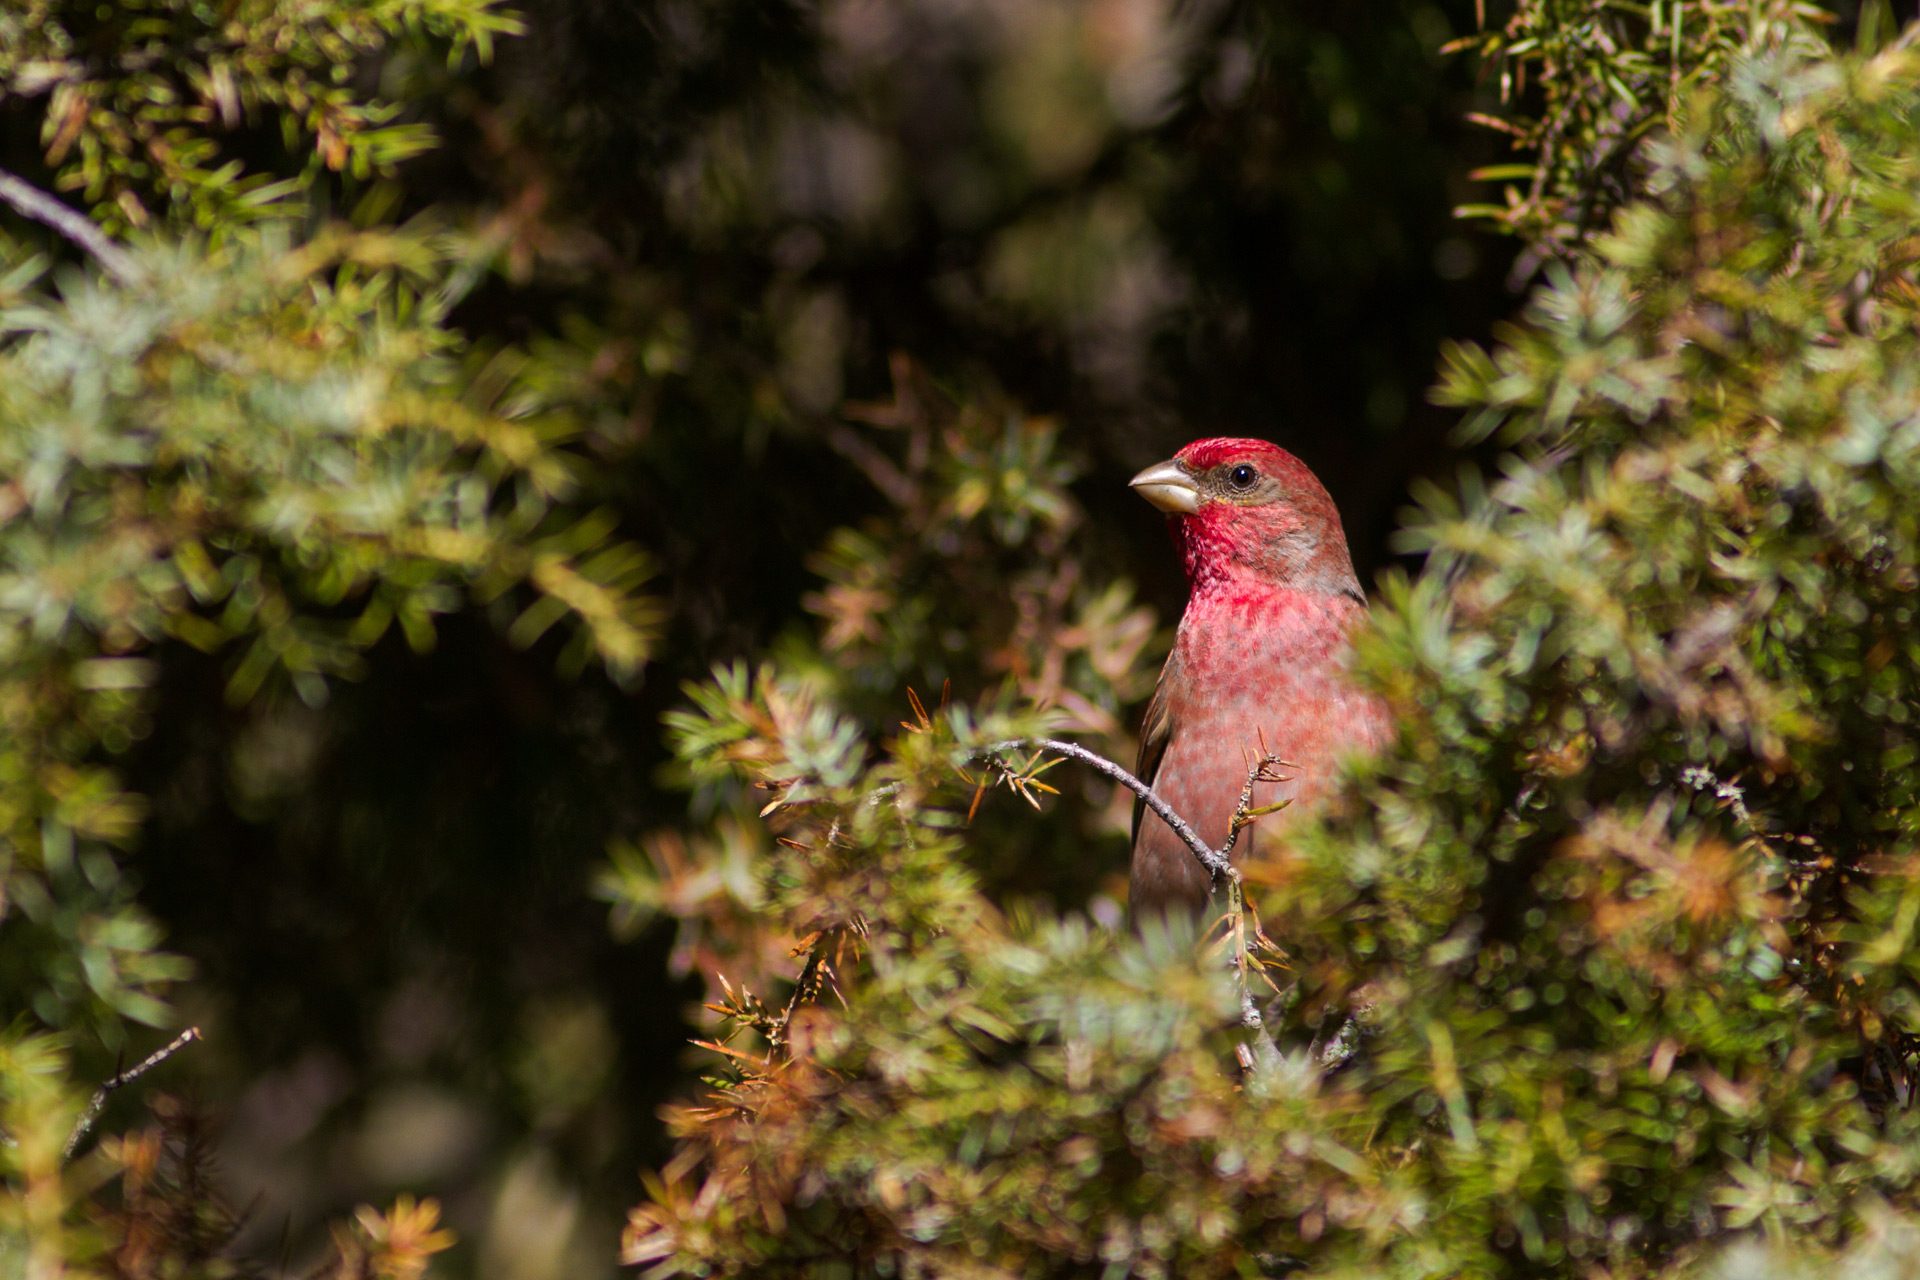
[1130,437,1360,599]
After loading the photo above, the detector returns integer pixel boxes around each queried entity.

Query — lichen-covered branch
[63,1027,201,1161]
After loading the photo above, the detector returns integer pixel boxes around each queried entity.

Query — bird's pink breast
[1131,579,1387,912]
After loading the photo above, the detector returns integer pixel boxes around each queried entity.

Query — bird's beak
[1129,460,1200,515]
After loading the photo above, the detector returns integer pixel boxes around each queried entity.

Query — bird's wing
[1131,658,1175,848]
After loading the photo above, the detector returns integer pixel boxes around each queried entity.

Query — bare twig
[771,930,839,1055]
[825,422,919,509]
[1221,746,1294,860]
[1219,751,1293,1074]
[0,167,143,284]
[64,1027,201,1161]
[992,737,1231,886]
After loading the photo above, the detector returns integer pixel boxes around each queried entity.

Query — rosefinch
[1128,438,1390,917]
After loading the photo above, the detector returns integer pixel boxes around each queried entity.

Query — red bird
[1128,438,1390,917]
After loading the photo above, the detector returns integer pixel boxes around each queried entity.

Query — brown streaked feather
[1130,654,1176,849]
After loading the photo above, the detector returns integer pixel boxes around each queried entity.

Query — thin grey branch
[825,422,919,509]
[996,737,1231,884]
[64,1026,201,1161]
[0,167,143,284]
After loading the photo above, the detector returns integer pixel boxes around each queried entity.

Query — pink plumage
[1127,438,1390,916]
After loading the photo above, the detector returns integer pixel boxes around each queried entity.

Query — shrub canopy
[7,2,1920,1279]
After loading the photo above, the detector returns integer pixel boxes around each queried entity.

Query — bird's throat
[1172,506,1360,601]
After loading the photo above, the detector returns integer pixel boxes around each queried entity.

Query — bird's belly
[1130,685,1380,915]
[1151,705,1309,851]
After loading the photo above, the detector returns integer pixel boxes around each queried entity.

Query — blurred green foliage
[0,0,519,232]
[17,0,1920,1278]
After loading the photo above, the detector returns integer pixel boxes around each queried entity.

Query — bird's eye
[1228,464,1258,490]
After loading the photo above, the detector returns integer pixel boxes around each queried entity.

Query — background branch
[64,1026,202,1160]
[0,167,143,284]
